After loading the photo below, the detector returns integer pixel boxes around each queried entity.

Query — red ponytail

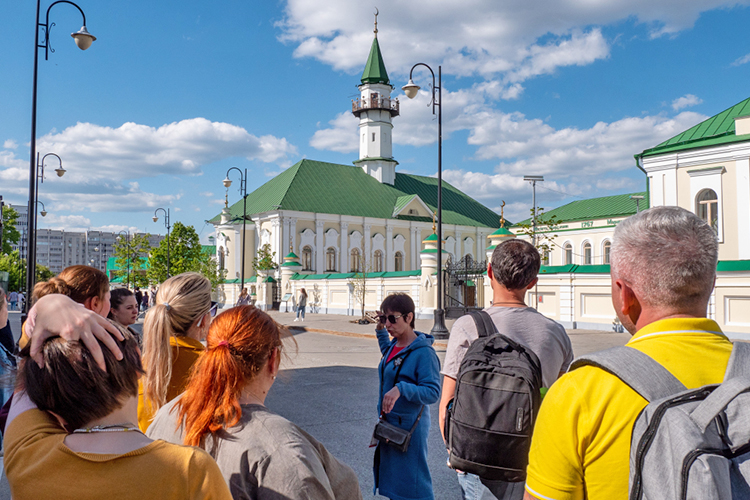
[177,305,285,447]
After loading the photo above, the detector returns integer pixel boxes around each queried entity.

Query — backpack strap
[724,341,750,379]
[571,346,686,403]
[468,310,498,339]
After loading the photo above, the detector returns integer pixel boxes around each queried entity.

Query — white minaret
[352,13,399,184]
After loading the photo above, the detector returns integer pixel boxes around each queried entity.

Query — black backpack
[445,310,543,482]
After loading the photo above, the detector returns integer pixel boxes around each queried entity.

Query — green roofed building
[211,22,501,287]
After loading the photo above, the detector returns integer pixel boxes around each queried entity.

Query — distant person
[235,287,250,306]
[373,293,440,500]
[141,290,149,311]
[148,305,363,499]
[440,239,573,500]
[150,287,157,307]
[138,273,213,432]
[525,207,735,500]
[17,292,24,312]
[294,288,307,322]
[8,290,18,312]
[108,288,141,345]
[0,287,14,355]
[4,294,233,500]
[134,287,143,312]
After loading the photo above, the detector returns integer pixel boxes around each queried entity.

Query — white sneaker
[293,318,299,322]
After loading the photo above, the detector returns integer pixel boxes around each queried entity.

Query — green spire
[361,37,390,85]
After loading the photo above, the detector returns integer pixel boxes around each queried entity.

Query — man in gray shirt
[439,239,573,500]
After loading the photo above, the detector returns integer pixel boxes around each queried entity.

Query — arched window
[583,242,592,265]
[350,248,361,272]
[394,252,403,272]
[302,246,312,271]
[374,250,383,273]
[542,249,550,266]
[326,247,336,272]
[564,243,573,265]
[602,241,611,265]
[218,247,225,270]
[696,189,719,230]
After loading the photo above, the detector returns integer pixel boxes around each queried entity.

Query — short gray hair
[611,206,718,308]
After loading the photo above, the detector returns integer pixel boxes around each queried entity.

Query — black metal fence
[444,256,487,318]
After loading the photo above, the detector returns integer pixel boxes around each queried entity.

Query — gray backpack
[572,342,750,500]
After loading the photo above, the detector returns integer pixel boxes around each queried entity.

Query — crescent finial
[374,7,379,37]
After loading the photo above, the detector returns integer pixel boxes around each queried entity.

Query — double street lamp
[26,153,65,306]
[153,208,171,278]
[25,0,95,314]
[222,167,248,290]
[117,230,131,289]
[402,63,449,338]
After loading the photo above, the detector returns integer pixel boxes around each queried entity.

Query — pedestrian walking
[141,290,149,312]
[8,290,18,312]
[134,287,143,312]
[440,239,572,500]
[235,287,250,306]
[148,305,363,500]
[150,287,157,307]
[293,288,307,322]
[372,293,440,500]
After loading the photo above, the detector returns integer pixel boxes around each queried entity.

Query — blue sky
[4,0,750,240]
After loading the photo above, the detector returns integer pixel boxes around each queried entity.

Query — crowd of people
[0,206,746,500]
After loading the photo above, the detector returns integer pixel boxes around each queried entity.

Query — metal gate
[272,281,281,310]
[444,256,487,319]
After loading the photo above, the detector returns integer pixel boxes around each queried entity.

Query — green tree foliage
[0,250,53,291]
[252,243,278,272]
[516,207,561,263]
[147,222,224,290]
[112,233,152,289]
[1,206,21,254]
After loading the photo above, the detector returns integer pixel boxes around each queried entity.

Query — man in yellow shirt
[524,206,734,500]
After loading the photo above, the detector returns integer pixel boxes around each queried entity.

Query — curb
[283,325,448,349]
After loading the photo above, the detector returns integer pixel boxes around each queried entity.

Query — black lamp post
[25,0,95,314]
[402,63,449,338]
[223,168,248,290]
[117,230,131,289]
[26,153,65,309]
[153,208,171,278]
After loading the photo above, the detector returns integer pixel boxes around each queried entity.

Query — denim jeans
[457,472,497,500]
[296,305,306,319]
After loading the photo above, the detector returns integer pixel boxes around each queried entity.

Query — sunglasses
[378,314,403,324]
[209,301,219,317]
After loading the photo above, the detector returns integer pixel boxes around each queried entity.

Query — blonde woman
[138,272,213,431]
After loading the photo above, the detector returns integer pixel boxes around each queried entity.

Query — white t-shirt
[442,306,573,388]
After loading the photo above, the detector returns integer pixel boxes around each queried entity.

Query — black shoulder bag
[372,347,424,453]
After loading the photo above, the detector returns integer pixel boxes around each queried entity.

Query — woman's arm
[395,348,441,405]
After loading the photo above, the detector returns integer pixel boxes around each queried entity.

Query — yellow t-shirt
[525,317,733,500]
[4,409,232,500]
[138,335,204,432]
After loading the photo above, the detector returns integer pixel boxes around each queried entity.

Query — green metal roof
[210,159,499,228]
[423,233,438,242]
[285,251,299,259]
[489,227,514,237]
[361,37,390,85]
[106,256,149,272]
[539,264,611,274]
[393,194,418,216]
[515,191,648,226]
[638,97,750,158]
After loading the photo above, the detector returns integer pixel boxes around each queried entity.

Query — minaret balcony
[352,96,400,117]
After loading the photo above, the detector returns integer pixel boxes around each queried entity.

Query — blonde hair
[142,272,211,410]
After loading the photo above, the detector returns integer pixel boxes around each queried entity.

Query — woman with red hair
[147,305,362,499]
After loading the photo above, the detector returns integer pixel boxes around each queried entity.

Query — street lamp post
[25,0,94,314]
[223,168,248,290]
[630,195,645,213]
[402,63,449,338]
[117,230,131,289]
[26,153,65,307]
[153,208,171,278]
[523,176,544,247]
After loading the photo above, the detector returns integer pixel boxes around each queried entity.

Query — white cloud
[37,214,92,231]
[671,94,703,110]
[279,0,747,80]
[310,113,359,152]
[199,191,214,197]
[3,140,18,150]
[732,53,750,66]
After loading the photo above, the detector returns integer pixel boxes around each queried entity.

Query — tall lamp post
[222,168,248,290]
[402,63,448,338]
[116,230,131,289]
[153,208,171,278]
[25,1,95,314]
[26,153,65,308]
[523,175,544,247]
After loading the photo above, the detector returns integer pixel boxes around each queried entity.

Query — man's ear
[487,263,494,281]
[525,277,539,290]
[616,279,639,316]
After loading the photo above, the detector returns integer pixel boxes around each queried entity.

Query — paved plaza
[0,310,630,499]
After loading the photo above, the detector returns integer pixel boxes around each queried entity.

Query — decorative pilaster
[364,223,372,265]
[315,220,325,273]
[386,223,394,272]
[340,221,349,272]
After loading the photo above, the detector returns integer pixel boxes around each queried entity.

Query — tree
[348,238,371,322]
[516,207,561,263]
[1,206,21,255]
[0,250,53,292]
[252,244,278,272]
[112,233,152,289]
[147,222,224,290]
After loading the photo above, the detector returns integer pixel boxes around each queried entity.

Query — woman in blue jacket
[374,293,441,500]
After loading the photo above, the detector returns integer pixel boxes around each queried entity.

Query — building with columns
[211,24,500,311]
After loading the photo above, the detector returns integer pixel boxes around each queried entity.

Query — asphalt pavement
[0,309,630,499]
